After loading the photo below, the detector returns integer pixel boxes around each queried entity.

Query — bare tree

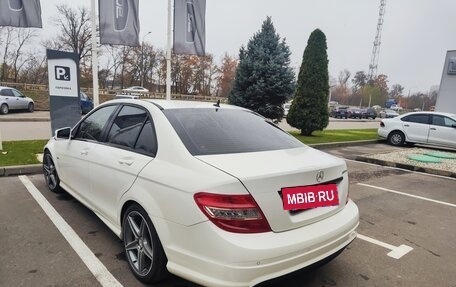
[338,69,351,86]
[141,44,160,89]
[11,29,37,82]
[1,27,14,81]
[119,46,134,89]
[20,53,47,84]
[53,4,92,62]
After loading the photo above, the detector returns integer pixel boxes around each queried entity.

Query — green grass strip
[0,140,48,167]
[291,129,378,145]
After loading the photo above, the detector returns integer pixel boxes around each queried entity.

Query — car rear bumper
[155,200,359,287]
[378,128,389,139]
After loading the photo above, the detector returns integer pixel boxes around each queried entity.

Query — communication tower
[368,0,387,81]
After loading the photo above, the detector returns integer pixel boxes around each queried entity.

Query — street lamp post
[141,32,152,88]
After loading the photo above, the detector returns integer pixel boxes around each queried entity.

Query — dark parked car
[330,107,348,119]
[361,108,377,119]
[80,91,94,114]
[347,108,363,119]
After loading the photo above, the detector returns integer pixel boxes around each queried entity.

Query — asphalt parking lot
[1,144,455,287]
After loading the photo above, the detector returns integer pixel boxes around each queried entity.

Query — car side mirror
[55,127,72,139]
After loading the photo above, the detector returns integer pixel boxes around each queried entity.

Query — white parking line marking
[357,233,413,259]
[358,183,456,208]
[19,176,123,287]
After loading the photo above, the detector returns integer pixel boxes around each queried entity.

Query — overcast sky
[42,0,456,93]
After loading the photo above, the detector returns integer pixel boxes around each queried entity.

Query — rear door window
[134,119,157,156]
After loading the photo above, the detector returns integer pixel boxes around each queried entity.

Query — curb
[1,164,42,177]
[356,155,456,179]
[0,117,50,122]
[309,139,381,149]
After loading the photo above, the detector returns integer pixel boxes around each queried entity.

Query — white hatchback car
[122,86,149,94]
[0,86,35,114]
[378,111,456,148]
[43,99,359,286]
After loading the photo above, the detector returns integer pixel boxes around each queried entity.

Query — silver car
[0,86,35,114]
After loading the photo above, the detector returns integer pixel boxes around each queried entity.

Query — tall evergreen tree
[229,17,295,120]
[287,29,329,136]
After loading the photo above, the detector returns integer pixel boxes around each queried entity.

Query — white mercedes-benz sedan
[43,99,359,287]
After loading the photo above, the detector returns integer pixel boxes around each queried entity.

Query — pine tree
[229,17,295,120]
[287,29,329,136]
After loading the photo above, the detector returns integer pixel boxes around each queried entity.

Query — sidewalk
[0,111,50,122]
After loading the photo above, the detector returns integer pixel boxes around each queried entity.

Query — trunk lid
[196,146,349,232]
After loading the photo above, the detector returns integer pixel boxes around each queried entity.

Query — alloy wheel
[0,104,8,114]
[43,153,58,190]
[124,211,154,276]
[389,132,404,146]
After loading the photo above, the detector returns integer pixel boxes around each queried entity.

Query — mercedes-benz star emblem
[316,170,324,182]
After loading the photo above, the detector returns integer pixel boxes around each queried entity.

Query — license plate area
[281,183,339,211]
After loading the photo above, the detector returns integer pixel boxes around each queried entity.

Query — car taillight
[346,187,350,204]
[380,121,385,127]
[194,193,271,233]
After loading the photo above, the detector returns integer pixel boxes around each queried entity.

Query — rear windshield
[163,108,303,155]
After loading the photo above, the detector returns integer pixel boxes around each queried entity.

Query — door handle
[118,158,134,166]
[80,149,89,155]
[430,127,436,130]
[404,124,410,127]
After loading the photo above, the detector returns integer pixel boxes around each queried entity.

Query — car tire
[123,204,168,284]
[28,102,34,113]
[0,104,8,115]
[388,131,405,146]
[43,151,63,193]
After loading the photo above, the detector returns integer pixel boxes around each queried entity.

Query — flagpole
[91,0,99,107]
[166,0,172,101]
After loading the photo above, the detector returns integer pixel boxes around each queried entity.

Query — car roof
[108,99,246,111]
[403,111,456,118]
[143,99,244,110]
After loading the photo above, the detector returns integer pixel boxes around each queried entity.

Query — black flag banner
[174,0,206,56]
[99,0,140,46]
[0,0,42,28]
